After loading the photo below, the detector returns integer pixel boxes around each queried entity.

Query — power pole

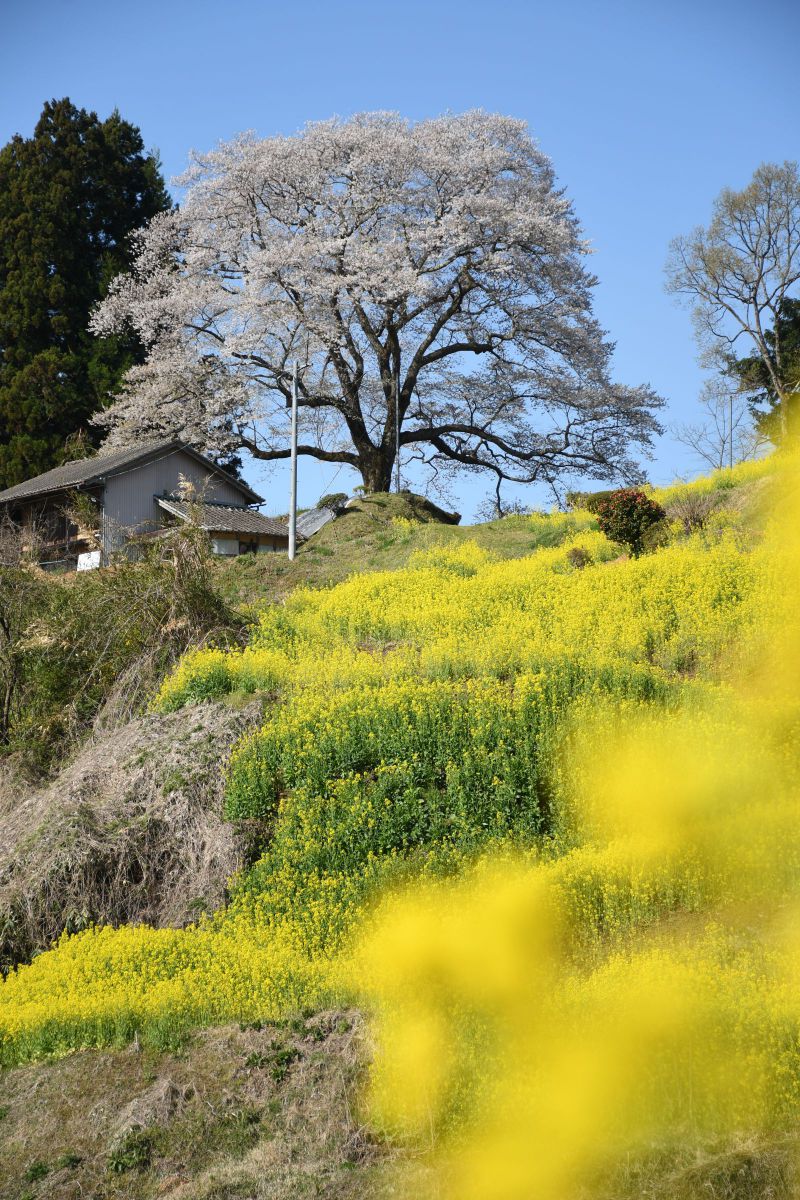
[729,391,734,469]
[395,362,401,494]
[288,360,298,560]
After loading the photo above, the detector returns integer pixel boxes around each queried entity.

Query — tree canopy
[94,111,662,499]
[0,98,170,488]
[726,298,800,442]
[666,161,800,441]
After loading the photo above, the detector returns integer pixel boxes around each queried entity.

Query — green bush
[107,1128,154,1174]
[0,523,244,775]
[23,1161,49,1182]
[595,489,666,557]
[565,488,617,514]
[317,492,349,511]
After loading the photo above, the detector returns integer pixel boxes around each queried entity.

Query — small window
[238,539,258,556]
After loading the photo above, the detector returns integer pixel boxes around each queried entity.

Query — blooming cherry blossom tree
[92,111,663,497]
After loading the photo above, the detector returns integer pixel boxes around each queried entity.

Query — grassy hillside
[1,453,795,1200]
[0,1012,397,1200]
[214,489,601,603]
[217,460,774,605]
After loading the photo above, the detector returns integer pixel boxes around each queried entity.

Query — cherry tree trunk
[359,451,395,495]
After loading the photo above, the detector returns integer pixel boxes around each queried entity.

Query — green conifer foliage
[0,98,170,487]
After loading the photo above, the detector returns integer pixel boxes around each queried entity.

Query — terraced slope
[1,454,794,1200]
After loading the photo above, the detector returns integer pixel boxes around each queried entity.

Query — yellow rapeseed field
[1,451,797,1196]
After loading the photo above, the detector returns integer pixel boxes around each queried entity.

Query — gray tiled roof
[157,498,289,538]
[0,440,263,505]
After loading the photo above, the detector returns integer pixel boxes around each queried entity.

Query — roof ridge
[0,440,262,506]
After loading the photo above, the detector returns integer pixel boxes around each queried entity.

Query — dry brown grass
[594,1135,794,1200]
[0,699,262,969]
[1,1010,793,1200]
[0,1010,406,1200]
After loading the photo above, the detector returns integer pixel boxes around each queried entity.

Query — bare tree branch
[666,162,800,439]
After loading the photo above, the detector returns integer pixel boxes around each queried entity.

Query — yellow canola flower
[156,515,762,711]
[347,449,800,1199]
[0,444,791,1149]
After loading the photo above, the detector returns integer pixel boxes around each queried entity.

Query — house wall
[210,531,289,557]
[101,449,249,554]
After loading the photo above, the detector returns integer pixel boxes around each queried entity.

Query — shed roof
[0,440,263,506]
[157,498,289,538]
[295,505,338,538]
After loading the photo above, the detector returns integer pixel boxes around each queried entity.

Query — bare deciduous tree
[666,162,800,439]
[672,380,768,471]
[92,112,662,500]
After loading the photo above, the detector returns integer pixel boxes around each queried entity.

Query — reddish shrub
[595,489,666,556]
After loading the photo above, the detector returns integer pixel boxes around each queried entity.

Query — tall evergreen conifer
[0,98,170,487]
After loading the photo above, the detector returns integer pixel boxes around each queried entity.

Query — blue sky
[2,0,798,517]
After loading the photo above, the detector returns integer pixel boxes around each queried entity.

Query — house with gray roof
[0,439,290,568]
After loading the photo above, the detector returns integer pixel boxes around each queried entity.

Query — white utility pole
[395,362,401,494]
[288,360,298,560]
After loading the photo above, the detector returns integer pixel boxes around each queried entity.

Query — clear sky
[2,0,798,517]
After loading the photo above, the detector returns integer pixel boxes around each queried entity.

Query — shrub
[107,1128,154,1174]
[0,522,244,774]
[24,1161,49,1182]
[595,489,666,556]
[639,518,671,554]
[666,490,724,534]
[566,545,592,569]
[565,488,617,514]
[317,492,349,511]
